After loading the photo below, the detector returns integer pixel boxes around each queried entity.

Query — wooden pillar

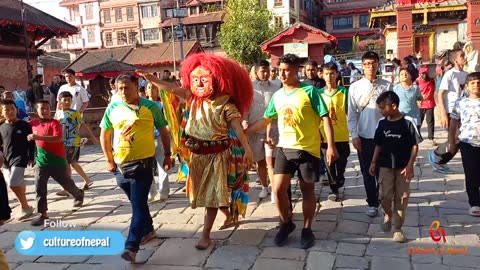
[396,3,413,61]
[467,0,480,46]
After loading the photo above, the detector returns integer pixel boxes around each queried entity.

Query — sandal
[469,206,480,217]
[218,216,235,230]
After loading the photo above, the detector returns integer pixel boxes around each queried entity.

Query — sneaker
[259,187,269,199]
[469,206,480,217]
[428,150,450,173]
[327,193,338,202]
[140,230,157,245]
[274,221,296,247]
[365,207,378,217]
[31,215,48,226]
[149,190,159,202]
[382,219,392,232]
[120,248,137,262]
[393,231,407,243]
[56,190,70,197]
[159,194,169,201]
[320,174,329,186]
[73,190,84,208]
[300,228,315,249]
[17,206,34,221]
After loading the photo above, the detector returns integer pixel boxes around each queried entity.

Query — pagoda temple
[369,0,480,62]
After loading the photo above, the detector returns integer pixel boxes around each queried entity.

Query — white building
[264,0,323,30]
[60,0,103,60]
[138,0,163,44]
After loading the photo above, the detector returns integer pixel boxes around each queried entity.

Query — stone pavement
[1,127,480,270]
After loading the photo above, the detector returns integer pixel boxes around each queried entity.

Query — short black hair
[116,73,138,84]
[109,77,116,85]
[392,58,401,66]
[304,60,318,67]
[63,69,75,76]
[0,85,5,89]
[376,91,400,107]
[361,51,380,63]
[278,54,302,67]
[323,62,338,72]
[339,59,346,65]
[0,99,16,107]
[35,99,51,108]
[466,72,480,85]
[449,49,464,64]
[58,91,73,99]
[255,60,270,68]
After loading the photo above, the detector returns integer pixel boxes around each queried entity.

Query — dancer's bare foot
[195,237,211,250]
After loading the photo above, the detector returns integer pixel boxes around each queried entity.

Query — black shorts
[274,148,320,183]
[66,147,80,164]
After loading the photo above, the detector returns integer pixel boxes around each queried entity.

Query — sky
[24,0,67,20]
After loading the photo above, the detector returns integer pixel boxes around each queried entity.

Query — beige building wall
[100,0,141,48]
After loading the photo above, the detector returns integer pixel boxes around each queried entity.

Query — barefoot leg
[196,207,217,250]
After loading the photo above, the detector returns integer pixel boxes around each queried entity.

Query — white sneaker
[259,187,269,199]
[149,190,159,202]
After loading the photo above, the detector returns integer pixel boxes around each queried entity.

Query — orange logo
[282,107,296,127]
[429,220,446,243]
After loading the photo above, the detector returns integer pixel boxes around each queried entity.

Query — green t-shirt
[264,82,328,157]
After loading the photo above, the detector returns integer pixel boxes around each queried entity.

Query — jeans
[358,137,379,207]
[35,165,83,213]
[433,113,459,165]
[149,136,169,197]
[319,156,326,175]
[114,161,154,252]
[321,142,351,194]
[0,172,11,220]
[419,108,435,140]
[459,142,480,207]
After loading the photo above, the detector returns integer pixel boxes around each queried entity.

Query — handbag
[118,157,154,179]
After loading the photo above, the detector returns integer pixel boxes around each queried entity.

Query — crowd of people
[0,43,479,264]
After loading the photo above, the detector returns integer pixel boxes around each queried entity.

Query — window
[128,30,137,43]
[104,9,111,23]
[127,7,134,21]
[87,26,95,43]
[85,3,94,20]
[117,31,126,45]
[105,33,113,46]
[274,16,283,28]
[274,0,282,6]
[359,14,369,27]
[73,6,80,18]
[115,8,122,22]
[142,28,159,41]
[189,6,197,15]
[141,5,158,18]
[333,16,353,30]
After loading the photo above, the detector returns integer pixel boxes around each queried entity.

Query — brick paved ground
[1,126,480,270]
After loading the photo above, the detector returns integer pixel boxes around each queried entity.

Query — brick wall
[0,58,37,91]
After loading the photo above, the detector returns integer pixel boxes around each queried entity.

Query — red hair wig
[181,53,253,116]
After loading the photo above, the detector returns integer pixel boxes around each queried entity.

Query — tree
[219,0,278,66]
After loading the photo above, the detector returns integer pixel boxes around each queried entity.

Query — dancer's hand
[401,165,414,182]
[369,163,376,176]
[352,137,362,152]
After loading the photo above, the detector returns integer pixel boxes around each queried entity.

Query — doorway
[414,35,431,62]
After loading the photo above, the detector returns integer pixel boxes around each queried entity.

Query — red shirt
[417,78,436,109]
[30,119,67,166]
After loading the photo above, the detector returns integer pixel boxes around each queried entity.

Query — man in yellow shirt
[100,74,173,262]
[247,54,338,249]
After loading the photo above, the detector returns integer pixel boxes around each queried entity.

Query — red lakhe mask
[190,66,214,98]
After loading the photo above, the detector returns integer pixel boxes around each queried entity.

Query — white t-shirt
[439,68,468,113]
[57,84,90,112]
